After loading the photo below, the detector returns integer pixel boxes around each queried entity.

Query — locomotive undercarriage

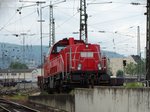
[43,71,110,93]
[68,71,110,87]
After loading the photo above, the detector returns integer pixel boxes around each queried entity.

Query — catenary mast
[80,0,88,43]
[49,2,55,47]
[49,0,66,47]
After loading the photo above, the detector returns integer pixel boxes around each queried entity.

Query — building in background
[109,55,142,76]
[0,68,42,82]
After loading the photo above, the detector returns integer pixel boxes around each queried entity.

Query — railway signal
[123,60,127,67]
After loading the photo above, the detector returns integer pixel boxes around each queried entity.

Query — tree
[134,60,146,75]
[116,70,124,77]
[9,62,28,69]
[125,62,136,76]
[125,60,146,76]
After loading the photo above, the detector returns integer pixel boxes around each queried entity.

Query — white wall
[75,87,150,112]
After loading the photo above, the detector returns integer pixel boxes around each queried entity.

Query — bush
[116,70,124,77]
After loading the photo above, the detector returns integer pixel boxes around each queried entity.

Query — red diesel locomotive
[38,37,110,92]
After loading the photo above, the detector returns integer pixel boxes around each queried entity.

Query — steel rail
[0,99,40,112]
[0,104,11,112]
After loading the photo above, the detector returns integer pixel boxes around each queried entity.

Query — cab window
[52,45,66,53]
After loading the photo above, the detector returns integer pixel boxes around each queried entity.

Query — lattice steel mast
[49,2,55,47]
[80,0,88,43]
[49,1,66,47]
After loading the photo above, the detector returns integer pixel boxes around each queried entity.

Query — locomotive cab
[49,38,69,59]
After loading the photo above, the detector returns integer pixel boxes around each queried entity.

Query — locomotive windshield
[57,46,66,52]
[52,45,66,53]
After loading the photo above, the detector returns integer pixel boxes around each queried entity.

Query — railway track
[0,99,40,112]
[0,87,40,96]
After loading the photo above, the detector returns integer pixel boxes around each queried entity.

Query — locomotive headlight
[98,64,102,70]
[77,64,82,70]
[86,45,88,48]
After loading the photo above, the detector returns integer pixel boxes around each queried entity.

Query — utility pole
[146,0,150,85]
[22,34,26,89]
[137,26,141,57]
[137,26,141,81]
[40,3,43,76]
[80,0,88,43]
[19,0,46,75]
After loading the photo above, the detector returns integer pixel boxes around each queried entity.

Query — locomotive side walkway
[29,87,150,112]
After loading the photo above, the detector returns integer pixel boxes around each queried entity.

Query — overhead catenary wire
[87,1,146,5]
[1,0,47,34]
[95,34,139,55]
[55,0,145,54]
[89,14,145,26]
[92,30,135,44]
[0,11,39,46]
[73,0,75,15]
[86,2,144,26]
[56,11,79,29]
[0,12,18,32]
[87,24,143,52]
[1,0,145,32]
[1,10,37,31]
[0,0,146,55]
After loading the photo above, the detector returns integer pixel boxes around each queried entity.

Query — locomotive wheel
[54,79,63,93]
[58,80,63,93]
[47,88,54,94]
[89,74,94,88]
[91,78,94,88]
[43,83,48,91]
[80,79,84,86]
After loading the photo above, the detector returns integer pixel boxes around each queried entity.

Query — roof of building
[130,55,141,63]
[0,69,34,73]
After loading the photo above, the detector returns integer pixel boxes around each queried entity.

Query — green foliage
[10,94,28,101]
[9,62,28,69]
[4,94,28,102]
[124,82,143,88]
[134,60,146,75]
[107,69,113,76]
[125,60,146,76]
[125,62,136,76]
[116,70,124,77]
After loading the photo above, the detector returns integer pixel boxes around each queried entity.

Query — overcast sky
[0,0,147,57]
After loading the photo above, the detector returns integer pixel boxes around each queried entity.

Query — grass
[124,82,144,88]
[0,93,29,102]
[10,94,28,100]
[40,91,49,95]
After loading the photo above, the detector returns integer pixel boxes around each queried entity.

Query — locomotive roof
[55,38,85,46]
